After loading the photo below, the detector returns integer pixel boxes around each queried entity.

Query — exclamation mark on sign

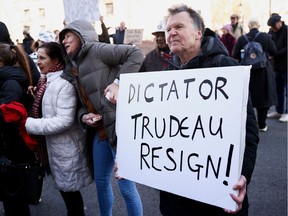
[223,144,234,186]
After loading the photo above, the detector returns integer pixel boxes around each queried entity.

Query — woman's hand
[113,160,122,180]
[82,113,102,127]
[27,86,37,99]
[104,82,119,104]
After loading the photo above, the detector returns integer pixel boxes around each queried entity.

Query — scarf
[31,62,64,174]
[31,62,64,118]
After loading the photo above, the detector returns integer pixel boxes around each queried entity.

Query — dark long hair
[38,42,65,65]
[0,42,32,85]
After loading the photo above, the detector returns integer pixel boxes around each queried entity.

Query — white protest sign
[116,66,251,211]
[123,29,144,45]
[63,0,100,23]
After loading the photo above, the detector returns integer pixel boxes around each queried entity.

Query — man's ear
[195,29,202,40]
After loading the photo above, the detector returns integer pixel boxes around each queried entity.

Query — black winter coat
[0,66,34,163]
[140,47,173,72]
[269,21,287,73]
[22,35,34,55]
[160,28,259,216]
[232,28,277,108]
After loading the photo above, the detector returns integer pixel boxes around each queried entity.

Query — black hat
[267,14,281,26]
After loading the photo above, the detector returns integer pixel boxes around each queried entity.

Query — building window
[23,25,30,32]
[106,3,113,15]
[24,9,31,21]
[39,8,45,19]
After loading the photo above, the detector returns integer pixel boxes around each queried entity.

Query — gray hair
[167,4,205,35]
[248,17,260,29]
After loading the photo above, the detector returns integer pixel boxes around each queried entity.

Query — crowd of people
[0,3,286,216]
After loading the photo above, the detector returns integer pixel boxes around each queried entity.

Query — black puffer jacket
[0,66,35,163]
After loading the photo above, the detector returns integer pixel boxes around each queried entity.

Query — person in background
[22,30,34,55]
[112,20,126,44]
[266,13,288,122]
[159,4,259,216]
[230,14,244,40]
[0,21,40,87]
[16,39,21,45]
[54,29,60,42]
[25,42,93,216]
[220,24,236,56]
[30,30,56,64]
[59,19,143,216]
[232,17,277,132]
[140,19,173,72]
[98,16,111,44]
[0,42,35,216]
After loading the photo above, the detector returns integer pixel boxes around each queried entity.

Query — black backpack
[240,32,267,69]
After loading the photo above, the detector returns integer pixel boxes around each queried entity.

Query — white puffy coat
[26,71,92,191]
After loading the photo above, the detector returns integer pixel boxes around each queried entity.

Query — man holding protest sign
[159,4,259,216]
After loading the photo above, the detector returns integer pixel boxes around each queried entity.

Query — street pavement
[0,115,287,216]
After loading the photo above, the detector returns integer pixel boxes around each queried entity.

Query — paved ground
[0,114,287,216]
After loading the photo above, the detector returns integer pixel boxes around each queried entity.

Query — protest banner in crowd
[123,29,144,45]
[63,0,99,23]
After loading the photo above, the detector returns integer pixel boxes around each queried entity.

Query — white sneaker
[259,126,268,132]
[267,111,282,119]
[279,114,288,122]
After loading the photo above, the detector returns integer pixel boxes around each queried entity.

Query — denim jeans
[93,132,143,216]
[275,71,287,114]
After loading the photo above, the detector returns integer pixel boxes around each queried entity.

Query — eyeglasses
[230,17,237,19]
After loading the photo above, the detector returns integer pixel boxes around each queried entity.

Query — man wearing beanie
[267,14,288,122]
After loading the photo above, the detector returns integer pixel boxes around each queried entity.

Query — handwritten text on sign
[116,66,251,211]
[123,29,143,45]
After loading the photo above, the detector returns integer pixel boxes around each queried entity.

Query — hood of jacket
[169,28,229,69]
[59,20,99,62]
[0,66,28,105]
[59,19,99,45]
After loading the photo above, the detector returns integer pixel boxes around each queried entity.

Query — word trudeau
[131,113,223,140]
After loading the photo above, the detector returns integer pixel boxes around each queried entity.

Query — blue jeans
[93,132,143,216]
[275,71,287,114]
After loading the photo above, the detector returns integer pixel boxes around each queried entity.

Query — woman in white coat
[25,42,92,216]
